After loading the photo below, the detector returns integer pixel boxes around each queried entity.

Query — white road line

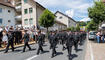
[87,33,94,60]
[89,42,94,60]
[26,55,38,60]
[87,36,94,60]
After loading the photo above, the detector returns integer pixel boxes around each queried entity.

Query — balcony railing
[15,5,21,12]
[15,1,21,5]
[15,15,22,21]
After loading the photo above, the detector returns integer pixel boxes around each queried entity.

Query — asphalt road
[0,40,87,60]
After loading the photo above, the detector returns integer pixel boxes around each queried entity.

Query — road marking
[87,36,94,60]
[26,55,38,60]
[87,33,94,60]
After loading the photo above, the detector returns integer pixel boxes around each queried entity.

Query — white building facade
[0,2,15,26]
[14,0,45,29]
[49,20,67,31]
[0,0,45,29]
[55,11,77,28]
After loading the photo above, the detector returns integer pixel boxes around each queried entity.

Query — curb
[0,42,35,52]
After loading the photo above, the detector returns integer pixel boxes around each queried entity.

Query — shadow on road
[42,50,49,54]
[14,50,22,52]
[68,54,78,60]
[42,44,47,47]
[56,52,63,56]
[77,49,83,52]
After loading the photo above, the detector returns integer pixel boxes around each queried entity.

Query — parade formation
[0,26,87,60]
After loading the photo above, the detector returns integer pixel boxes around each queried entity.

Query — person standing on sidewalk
[101,31,105,43]
[21,30,31,52]
[2,30,8,48]
[96,32,101,43]
[0,27,3,48]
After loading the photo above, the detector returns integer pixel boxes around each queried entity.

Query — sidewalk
[85,40,105,60]
[0,41,35,52]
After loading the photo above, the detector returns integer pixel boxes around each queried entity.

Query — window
[8,10,11,13]
[0,18,2,24]
[8,20,11,23]
[24,9,28,14]
[29,8,33,13]
[24,0,27,3]
[29,18,33,25]
[59,16,62,19]
[0,8,2,13]
[24,19,28,25]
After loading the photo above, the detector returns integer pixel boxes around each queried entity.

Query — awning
[101,24,105,27]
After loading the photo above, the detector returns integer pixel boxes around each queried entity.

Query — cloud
[65,9,74,18]
[35,0,93,21]
[80,18,90,22]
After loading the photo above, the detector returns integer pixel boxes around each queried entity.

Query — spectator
[2,30,8,48]
[96,32,101,43]
[0,27,3,47]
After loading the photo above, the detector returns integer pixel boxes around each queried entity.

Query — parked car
[89,31,97,40]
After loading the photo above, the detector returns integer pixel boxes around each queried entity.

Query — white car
[89,31,97,40]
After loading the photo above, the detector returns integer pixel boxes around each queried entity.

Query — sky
[35,0,95,21]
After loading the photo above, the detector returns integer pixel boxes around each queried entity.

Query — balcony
[15,1,21,5]
[15,5,21,12]
[15,15,22,21]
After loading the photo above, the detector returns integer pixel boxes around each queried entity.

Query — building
[0,0,16,26]
[13,0,45,29]
[49,20,67,31]
[55,11,77,28]
[0,0,45,29]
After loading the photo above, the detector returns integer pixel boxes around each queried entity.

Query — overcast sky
[35,0,94,21]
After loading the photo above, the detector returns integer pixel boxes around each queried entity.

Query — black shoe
[12,50,14,52]
[29,49,32,51]
[4,52,8,53]
[22,51,25,52]
[37,53,39,55]
[51,56,54,58]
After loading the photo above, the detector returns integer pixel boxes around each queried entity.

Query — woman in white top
[96,32,101,43]
[2,30,8,47]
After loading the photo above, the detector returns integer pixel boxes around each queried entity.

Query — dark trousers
[23,42,31,52]
[37,45,43,54]
[0,39,2,47]
[67,46,72,59]
[15,37,18,45]
[52,47,56,57]
[74,42,78,52]
[62,40,66,50]
[49,43,52,49]
[5,42,14,52]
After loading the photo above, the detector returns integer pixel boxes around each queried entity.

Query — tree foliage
[88,1,105,24]
[39,9,55,29]
[79,22,87,26]
[67,26,76,32]
[76,24,80,31]
[86,20,97,31]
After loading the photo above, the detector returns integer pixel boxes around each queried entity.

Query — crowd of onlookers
[0,25,46,48]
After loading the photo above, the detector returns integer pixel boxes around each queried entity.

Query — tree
[86,20,97,31]
[79,22,87,26]
[67,27,71,31]
[70,26,75,32]
[39,9,55,33]
[88,1,105,25]
[76,24,80,31]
